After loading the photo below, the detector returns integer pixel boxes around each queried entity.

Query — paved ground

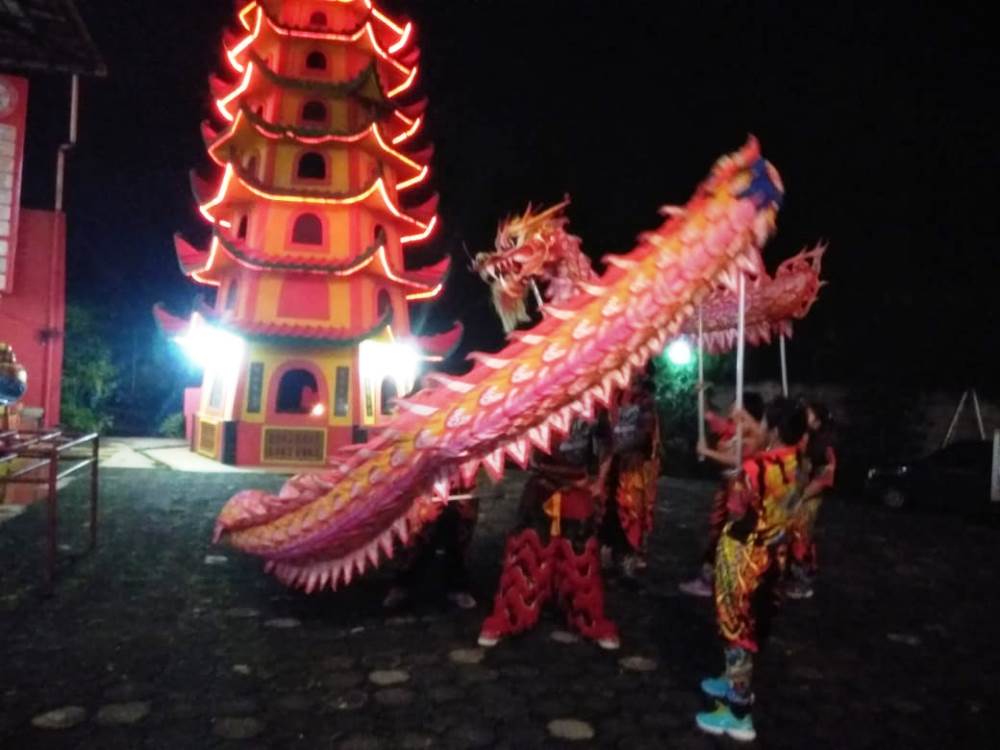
[1,466,997,748]
[99,438,263,473]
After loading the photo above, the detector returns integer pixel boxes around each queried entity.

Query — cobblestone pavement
[1,468,997,748]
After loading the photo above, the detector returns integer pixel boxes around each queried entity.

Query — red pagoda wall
[0,209,66,425]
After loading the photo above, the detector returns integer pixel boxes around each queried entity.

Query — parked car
[865,437,1000,513]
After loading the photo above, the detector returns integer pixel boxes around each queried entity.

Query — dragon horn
[530,197,571,224]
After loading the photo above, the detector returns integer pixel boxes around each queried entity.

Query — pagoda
[157,0,458,466]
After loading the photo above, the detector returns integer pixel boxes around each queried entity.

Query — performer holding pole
[695,397,809,742]
[785,402,837,600]
[681,279,765,598]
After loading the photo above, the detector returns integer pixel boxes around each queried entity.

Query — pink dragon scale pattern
[678,244,826,353]
[214,137,785,592]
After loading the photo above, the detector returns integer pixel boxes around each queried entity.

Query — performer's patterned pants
[480,475,618,646]
[788,495,823,582]
[714,527,782,710]
[703,486,729,568]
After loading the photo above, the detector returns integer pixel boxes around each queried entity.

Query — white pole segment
[697,304,706,461]
[779,333,789,397]
[735,273,747,463]
[529,280,544,309]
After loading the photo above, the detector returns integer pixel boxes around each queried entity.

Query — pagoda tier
[202,106,431,168]
[222,3,419,93]
[155,303,461,354]
[163,0,454,467]
[189,161,437,233]
[173,233,448,298]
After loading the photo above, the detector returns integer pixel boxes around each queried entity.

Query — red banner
[0,75,28,294]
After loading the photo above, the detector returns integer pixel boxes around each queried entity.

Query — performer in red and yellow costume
[696,397,808,742]
[785,401,836,599]
[477,415,621,650]
[475,201,663,577]
[601,370,661,575]
[680,393,766,597]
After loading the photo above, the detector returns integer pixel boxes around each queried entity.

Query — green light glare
[664,338,694,368]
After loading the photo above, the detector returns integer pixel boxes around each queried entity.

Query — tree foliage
[60,304,117,433]
[652,349,734,474]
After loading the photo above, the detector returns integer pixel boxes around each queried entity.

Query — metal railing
[0,429,100,592]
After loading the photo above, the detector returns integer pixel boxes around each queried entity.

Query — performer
[382,495,479,610]
[785,401,836,600]
[600,371,661,578]
[478,416,620,650]
[695,397,808,742]
[679,393,766,597]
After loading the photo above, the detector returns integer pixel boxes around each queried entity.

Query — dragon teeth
[527,423,552,452]
[366,542,380,569]
[504,438,531,468]
[482,448,506,480]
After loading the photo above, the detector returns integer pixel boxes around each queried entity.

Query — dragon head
[473,198,589,332]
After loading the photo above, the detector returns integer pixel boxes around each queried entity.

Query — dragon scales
[678,245,826,353]
[214,137,785,592]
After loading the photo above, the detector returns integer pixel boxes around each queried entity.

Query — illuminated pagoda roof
[190,166,438,232]
[203,107,431,177]
[0,0,105,76]
[173,231,449,301]
[154,303,462,355]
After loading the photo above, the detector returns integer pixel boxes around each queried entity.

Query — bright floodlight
[665,338,694,367]
[174,319,246,372]
[359,339,422,396]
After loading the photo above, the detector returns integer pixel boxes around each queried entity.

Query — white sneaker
[597,635,621,651]
[447,591,477,610]
[678,577,713,597]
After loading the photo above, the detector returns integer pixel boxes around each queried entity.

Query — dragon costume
[679,245,826,352]
[214,137,784,599]
[679,246,825,599]
[474,201,662,570]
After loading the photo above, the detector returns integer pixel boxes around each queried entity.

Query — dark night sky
[16,0,1000,391]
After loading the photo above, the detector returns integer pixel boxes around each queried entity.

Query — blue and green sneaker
[695,702,756,742]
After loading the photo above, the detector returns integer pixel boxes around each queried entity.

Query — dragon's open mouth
[477,257,523,292]
[215,138,785,594]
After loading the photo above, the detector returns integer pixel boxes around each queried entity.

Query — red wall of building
[0,209,66,425]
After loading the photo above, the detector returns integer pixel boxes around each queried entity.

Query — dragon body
[215,138,784,592]
[679,245,826,353]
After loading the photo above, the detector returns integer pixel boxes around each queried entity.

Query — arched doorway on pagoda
[260,360,330,464]
[269,361,327,419]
